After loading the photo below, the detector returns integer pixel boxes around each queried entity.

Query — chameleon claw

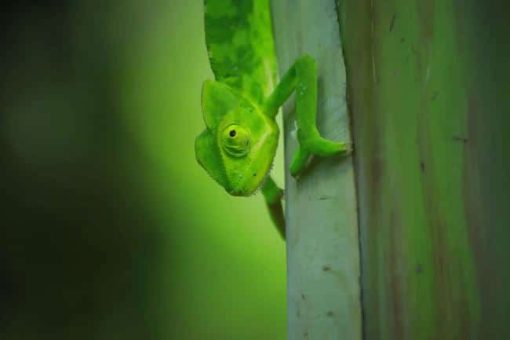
[290,147,311,177]
[304,135,351,157]
[290,137,351,177]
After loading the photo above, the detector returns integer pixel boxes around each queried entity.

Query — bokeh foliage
[0,1,285,339]
[340,0,510,338]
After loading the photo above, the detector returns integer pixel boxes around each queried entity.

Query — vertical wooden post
[271,1,362,339]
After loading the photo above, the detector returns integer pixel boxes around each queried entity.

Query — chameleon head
[195,80,279,196]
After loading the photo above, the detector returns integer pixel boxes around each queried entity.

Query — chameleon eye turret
[221,124,250,157]
[195,79,278,197]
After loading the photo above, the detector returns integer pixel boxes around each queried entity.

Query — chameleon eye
[221,124,250,157]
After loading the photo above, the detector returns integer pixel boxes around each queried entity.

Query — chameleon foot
[290,135,351,177]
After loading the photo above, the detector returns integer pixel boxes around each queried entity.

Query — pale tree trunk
[271,1,362,339]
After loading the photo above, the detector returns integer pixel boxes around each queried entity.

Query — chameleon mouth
[225,178,261,197]
[226,186,254,197]
[227,188,243,196]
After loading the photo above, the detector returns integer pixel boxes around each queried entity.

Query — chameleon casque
[195,0,350,238]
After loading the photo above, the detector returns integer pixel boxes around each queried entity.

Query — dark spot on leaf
[416,263,423,274]
[301,293,306,300]
[389,14,396,32]
[322,265,331,272]
[229,129,236,137]
[453,135,468,143]
[420,161,425,173]
[318,195,333,201]
[327,311,334,317]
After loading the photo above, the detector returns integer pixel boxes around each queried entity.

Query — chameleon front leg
[264,54,351,177]
[261,176,285,239]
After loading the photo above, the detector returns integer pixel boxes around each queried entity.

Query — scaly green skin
[204,0,277,104]
[195,0,350,238]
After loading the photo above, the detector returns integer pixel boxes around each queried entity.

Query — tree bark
[340,0,510,339]
[271,1,362,339]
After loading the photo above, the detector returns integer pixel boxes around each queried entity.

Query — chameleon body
[195,0,350,238]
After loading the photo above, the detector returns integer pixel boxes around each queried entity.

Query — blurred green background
[0,1,286,339]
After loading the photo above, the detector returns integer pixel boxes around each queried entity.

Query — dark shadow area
[0,2,164,339]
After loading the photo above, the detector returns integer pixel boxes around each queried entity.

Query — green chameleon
[195,0,350,238]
